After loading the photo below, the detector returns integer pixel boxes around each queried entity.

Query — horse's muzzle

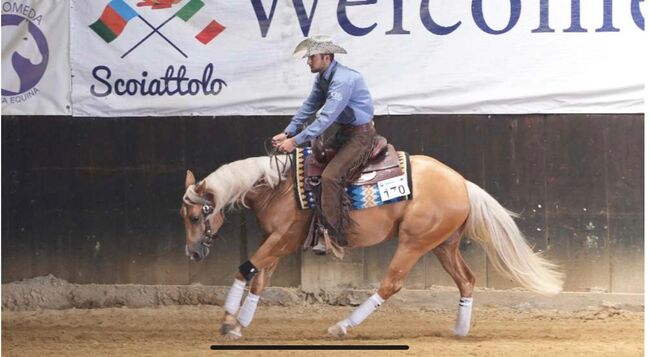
[186,243,210,261]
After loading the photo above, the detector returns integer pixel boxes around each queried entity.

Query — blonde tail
[464,181,564,295]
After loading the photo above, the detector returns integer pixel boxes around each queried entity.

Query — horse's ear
[185,170,196,188]
[196,180,207,195]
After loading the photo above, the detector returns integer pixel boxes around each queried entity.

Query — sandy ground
[1,304,643,357]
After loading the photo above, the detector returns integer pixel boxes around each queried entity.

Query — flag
[137,0,177,10]
[175,0,225,45]
[89,0,139,43]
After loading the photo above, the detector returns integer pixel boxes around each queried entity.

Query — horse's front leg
[222,230,296,340]
[221,278,245,335]
[221,260,278,340]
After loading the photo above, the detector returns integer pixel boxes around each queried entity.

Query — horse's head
[2,19,43,65]
[180,170,225,261]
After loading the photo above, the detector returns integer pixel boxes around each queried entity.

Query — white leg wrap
[237,293,260,327]
[340,293,385,329]
[453,297,473,336]
[224,279,246,315]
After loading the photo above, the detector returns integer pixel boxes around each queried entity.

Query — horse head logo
[1,15,49,96]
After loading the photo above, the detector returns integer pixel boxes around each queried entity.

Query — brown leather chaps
[319,122,375,245]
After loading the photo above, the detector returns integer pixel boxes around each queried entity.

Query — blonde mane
[185,156,291,211]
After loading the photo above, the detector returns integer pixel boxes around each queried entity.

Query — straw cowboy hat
[293,35,347,59]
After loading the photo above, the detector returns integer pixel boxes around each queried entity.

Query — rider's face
[307,54,331,74]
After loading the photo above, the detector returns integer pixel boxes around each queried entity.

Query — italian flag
[176,0,225,44]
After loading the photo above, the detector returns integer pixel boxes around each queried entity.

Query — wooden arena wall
[2,114,643,293]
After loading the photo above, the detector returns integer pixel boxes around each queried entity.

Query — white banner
[2,0,72,115]
[71,0,645,117]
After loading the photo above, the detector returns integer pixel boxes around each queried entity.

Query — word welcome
[90,64,227,97]
[251,0,645,37]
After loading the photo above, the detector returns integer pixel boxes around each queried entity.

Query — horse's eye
[23,37,28,41]
[190,215,200,223]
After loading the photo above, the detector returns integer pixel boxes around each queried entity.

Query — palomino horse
[180,154,563,340]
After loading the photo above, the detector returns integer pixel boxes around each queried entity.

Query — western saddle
[305,135,403,187]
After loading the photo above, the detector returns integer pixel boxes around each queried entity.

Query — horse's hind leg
[327,242,426,337]
[327,207,467,338]
[433,231,476,336]
[433,231,476,297]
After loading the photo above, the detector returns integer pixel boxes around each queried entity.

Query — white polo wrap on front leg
[224,279,246,315]
[339,293,385,329]
[237,293,261,327]
[453,297,473,336]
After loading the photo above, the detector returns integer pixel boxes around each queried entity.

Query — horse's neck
[245,176,310,250]
[244,178,291,214]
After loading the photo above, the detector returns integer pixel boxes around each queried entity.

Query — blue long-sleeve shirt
[285,61,374,145]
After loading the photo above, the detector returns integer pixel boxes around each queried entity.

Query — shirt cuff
[293,132,309,146]
[284,125,297,137]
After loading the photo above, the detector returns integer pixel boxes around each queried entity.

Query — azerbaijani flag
[90,0,139,43]
[175,0,225,45]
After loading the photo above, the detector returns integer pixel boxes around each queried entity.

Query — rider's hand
[278,138,297,153]
[272,133,288,147]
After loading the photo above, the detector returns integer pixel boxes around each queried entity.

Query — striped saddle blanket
[293,146,413,210]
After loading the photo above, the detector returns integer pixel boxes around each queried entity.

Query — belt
[340,121,374,133]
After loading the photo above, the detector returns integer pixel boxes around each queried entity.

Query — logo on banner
[89,0,225,58]
[1,10,49,104]
[87,0,227,98]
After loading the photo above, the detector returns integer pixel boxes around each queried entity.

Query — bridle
[183,187,222,248]
[199,203,221,247]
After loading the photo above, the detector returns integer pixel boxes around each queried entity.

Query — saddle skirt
[293,145,413,210]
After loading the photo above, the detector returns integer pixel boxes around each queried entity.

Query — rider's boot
[312,226,329,255]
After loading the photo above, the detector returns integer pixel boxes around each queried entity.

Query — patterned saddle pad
[293,147,413,210]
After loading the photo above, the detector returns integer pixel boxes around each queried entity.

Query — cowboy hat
[293,35,347,59]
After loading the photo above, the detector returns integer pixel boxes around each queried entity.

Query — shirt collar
[321,60,338,82]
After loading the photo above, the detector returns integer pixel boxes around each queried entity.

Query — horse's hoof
[224,327,243,341]
[327,322,347,338]
[452,327,470,337]
[221,324,235,335]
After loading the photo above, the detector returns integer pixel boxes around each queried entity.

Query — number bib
[377,175,411,202]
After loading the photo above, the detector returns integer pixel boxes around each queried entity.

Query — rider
[273,35,376,255]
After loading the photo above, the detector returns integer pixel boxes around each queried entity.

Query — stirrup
[312,228,329,255]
